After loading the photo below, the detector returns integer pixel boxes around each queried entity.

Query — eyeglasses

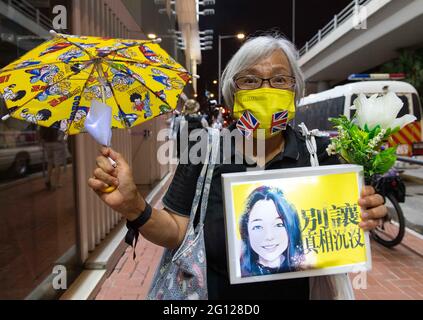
[235,74,296,90]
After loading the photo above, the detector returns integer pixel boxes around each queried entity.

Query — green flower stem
[328,116,398,178]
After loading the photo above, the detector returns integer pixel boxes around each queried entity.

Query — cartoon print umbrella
[0,30,191,134]
[0,30,192,192]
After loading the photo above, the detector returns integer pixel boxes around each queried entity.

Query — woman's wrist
[126,193,147,221]
[124,194,152,259]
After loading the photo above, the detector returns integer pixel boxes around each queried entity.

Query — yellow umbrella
[0,30,192,192]
[0,30,191,133]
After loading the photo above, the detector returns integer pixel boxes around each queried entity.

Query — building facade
[0,0,192,299]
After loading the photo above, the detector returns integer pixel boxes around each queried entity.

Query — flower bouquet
[326,92,416,180]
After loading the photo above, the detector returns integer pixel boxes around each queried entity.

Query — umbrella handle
[108,156,117,168]
[100,157,118,193]
[94,63,116,193]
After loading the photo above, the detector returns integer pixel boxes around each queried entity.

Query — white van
[296,80,422,157]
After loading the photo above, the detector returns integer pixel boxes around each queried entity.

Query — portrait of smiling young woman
[239,186,305,277]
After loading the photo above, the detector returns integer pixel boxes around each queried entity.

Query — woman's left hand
[358,186,388,231]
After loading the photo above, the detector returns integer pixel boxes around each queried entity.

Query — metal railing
[397,156,423,166]
[76,129,131,262]
[299,0,373,56]
[3,0,52,31]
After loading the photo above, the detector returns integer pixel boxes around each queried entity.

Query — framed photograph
[221,164,372,285]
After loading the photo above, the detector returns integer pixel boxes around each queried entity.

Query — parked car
[0,130,44,177]
[0,129,70,178]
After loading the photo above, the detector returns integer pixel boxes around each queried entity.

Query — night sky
[197,0,352,102]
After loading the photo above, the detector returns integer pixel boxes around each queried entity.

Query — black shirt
[176,115,205,158]
[162,125,340,299]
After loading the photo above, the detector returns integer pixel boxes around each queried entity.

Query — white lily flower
[352,92,417,131]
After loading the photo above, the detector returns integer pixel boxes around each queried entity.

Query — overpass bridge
[298,0,423,92]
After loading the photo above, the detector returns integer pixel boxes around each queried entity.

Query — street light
[199,0,216,5]
[218,33,245,104]
[213,80,218,84]
[198,9,215,15]
[201,35,214,41]
[200,41,213,46]
[199,29,214,36]
[147,32,178,41]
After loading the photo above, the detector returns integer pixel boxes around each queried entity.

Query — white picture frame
[222,164,372,285]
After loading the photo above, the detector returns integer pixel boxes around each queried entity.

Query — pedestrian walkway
[95,207,423,300]
[401,166,423,183]
[353,230,423,300]
[95,200,165,300]
[94,238,163,300]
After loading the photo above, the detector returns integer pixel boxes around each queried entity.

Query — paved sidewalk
[95,198,165,301]
[401,167,423,182]
[95,237,163,300]
[353,230,423,300]
[96,213,423,300]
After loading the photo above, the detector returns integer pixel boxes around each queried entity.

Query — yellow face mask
[233,88,296,139]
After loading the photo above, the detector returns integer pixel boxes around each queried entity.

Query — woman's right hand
[88,147,144,221]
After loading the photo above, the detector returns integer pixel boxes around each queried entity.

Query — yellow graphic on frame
[231,172,367,271]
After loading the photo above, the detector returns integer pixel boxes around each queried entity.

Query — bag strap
[174,128,219,255]
[298,122,320,167]
[196,128,220,231]
[187,128,218,226]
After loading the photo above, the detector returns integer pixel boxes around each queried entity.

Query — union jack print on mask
[271,110,289,134]
[236,110,260,138]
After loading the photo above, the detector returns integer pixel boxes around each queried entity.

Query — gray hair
[221,34,305,108]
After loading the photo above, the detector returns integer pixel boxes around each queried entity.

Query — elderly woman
[88,34,387,300]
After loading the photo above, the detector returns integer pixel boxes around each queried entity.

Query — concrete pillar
[191,59,197,93]
[88,0,95,35]
[110,9,114,36]
[80,0,89,34]
[114,14,118,37]
[95,0,101,37]
[102,1,107,37]
[72,0,82,35]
